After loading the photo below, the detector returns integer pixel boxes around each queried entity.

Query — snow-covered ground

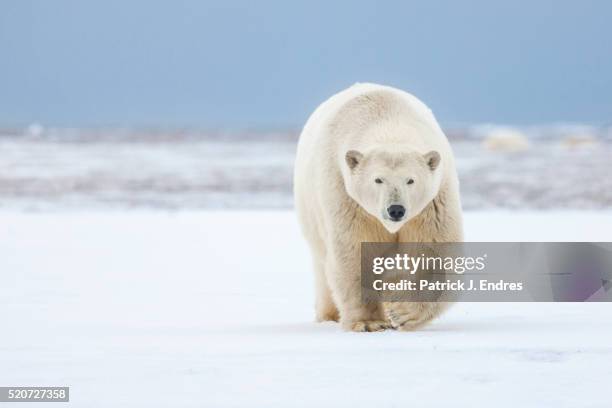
[2,211,611,407]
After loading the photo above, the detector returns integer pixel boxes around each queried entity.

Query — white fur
[294,83,464,331]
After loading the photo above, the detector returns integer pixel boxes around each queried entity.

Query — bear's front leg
[325,254,389,332]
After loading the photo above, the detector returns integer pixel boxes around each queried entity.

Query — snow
[2,211,612,407]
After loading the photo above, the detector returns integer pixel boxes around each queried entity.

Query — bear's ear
[345,150,363,171]
[424,151,441,171]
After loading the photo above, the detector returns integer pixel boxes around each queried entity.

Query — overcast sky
[1,0,611,128]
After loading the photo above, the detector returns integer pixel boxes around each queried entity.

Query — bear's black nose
[387,205,406,221]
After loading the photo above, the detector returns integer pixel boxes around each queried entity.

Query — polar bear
[294,83,464,332]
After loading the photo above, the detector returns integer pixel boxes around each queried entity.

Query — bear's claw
[349,320,390,332]
[385,306,429,331]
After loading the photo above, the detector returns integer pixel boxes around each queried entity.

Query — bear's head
[343,148,442,233]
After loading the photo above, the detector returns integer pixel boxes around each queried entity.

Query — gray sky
[1,0,611,128]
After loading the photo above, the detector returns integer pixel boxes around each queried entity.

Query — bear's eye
[375,178,383,184]
[407,179,415,185]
